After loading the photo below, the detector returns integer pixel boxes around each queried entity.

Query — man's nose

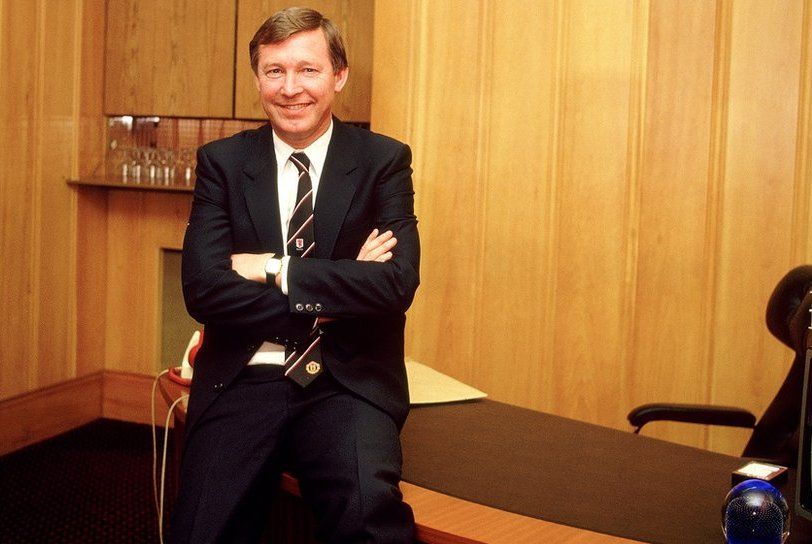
[281,73,301,96]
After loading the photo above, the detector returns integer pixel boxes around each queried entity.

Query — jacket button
[213,383,224,390]
[305,303,314,312]
[295,303,304,311]
[246,344,255,353]
[315,303,323,312]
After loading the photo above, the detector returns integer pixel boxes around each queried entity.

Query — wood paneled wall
[372,0,812,455]
[0,0,105,401]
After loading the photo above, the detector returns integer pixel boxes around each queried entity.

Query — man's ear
[334,67,349,93]
[254,73,261,92]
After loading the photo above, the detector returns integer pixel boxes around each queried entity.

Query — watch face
[266,258,281,276]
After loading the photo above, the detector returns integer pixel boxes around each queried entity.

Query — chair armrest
[627,403,756,433]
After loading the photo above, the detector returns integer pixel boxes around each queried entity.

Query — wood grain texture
[0,0,98,400]
[104,0,236,118]
[234,0,374,122]
[372,0,812,455]
[550,0,633,428]
[400,481,641,544]
[104,190,190,375]
[626,0,717,447]
[0,0,39,399]
[793,1,812,263]
[708,0,804,453]
[102,370,166,424]
[390,0,486,394]
[75,0,108,378]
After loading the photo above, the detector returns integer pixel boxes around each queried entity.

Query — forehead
[256,28,331,66]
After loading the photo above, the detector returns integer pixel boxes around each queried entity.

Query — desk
[159,376,808,543]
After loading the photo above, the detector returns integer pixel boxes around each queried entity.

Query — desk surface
[400,400,812,543]
[159,376,808,543]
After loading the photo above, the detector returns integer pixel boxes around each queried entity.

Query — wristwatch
[264,255,283,285]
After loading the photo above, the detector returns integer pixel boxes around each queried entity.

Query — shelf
[68,176,193,193]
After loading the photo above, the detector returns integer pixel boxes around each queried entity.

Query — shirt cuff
[280,255,291,295]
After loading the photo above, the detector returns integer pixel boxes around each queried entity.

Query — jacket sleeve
[181,146,313,344]
[286,144,420,318]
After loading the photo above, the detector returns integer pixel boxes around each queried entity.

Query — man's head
[249,7,348,75]
[250,8,349,148]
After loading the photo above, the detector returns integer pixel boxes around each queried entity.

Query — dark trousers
[167,366,415,544]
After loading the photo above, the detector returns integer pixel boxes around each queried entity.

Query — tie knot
[290,152,310,174]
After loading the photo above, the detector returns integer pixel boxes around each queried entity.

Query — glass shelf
[68,176,193,193]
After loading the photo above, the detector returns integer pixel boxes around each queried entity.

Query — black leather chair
[627,265,812,466]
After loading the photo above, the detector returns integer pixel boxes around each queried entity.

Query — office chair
[627,265,812,467]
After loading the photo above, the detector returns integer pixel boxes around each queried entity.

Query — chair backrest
[742,265,812,465]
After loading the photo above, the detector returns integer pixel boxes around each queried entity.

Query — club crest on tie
[306,361,321,375]
[296,238,305,251]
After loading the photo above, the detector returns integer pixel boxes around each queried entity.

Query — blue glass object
[722,479,790,544]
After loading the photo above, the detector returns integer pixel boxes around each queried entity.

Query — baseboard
[0,370,176,456]
[102,370,170,426]
[0,372,103,456]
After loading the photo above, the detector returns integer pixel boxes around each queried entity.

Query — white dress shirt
[247,121,333,365]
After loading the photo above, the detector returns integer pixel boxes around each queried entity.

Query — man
[170,7,419,543]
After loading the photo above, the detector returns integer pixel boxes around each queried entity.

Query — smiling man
[170,7,420,544]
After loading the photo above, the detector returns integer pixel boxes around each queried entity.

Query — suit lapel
[315,119,360,258]
[242,125,284,252]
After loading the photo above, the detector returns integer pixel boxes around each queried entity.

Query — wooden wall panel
[392,1,486,388]
[36,0,80,387]
[0,0,102,400]
[550,0,634,427]
[793,2,812,264]
[104,191,190,374]
[708,0,804,453]
[75,0,109,378]
[0,0,39,398]
[475,0,558,410]
[627,0,717,446]
[373,0,812,454]
[104,0,236,118]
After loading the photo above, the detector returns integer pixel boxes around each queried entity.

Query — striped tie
[284,152,322,386]
[287,152,315,258]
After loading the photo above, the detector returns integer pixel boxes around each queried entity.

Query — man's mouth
[277,103,310,111]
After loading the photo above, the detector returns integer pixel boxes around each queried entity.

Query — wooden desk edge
[159,376,640,544]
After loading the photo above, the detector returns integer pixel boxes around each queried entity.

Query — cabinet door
[235,0,373,123]
[105,0,236,118]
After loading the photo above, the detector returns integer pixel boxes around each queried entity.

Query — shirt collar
[271,120,333,179]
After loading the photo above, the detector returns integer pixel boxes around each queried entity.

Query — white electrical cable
[159,393,189,544]
[151,369,170,518]
[150,369,189,544]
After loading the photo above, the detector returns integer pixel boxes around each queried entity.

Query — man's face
[254,29,348,148]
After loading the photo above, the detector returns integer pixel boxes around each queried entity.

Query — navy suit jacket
[181,119,420,433]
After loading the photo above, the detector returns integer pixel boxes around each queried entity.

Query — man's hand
[318,229,397,325]
[356,229,397,262]
[231,252,274,283]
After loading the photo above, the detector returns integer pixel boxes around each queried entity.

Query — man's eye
[303,68,318,74]
[266,68,283,77]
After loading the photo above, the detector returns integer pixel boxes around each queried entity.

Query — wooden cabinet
[234,0,374,122]
[104,0,236,118]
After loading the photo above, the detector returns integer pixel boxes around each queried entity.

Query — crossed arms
[182,139,420,346]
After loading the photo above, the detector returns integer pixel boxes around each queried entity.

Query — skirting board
[0,371,172,456]
[0,372,103,456]
[102,370,175,426]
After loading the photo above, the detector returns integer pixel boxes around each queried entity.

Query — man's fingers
[364,228,380,243]
[357,229,395,260]
[363,236,397,261]
[375,251,393,263]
